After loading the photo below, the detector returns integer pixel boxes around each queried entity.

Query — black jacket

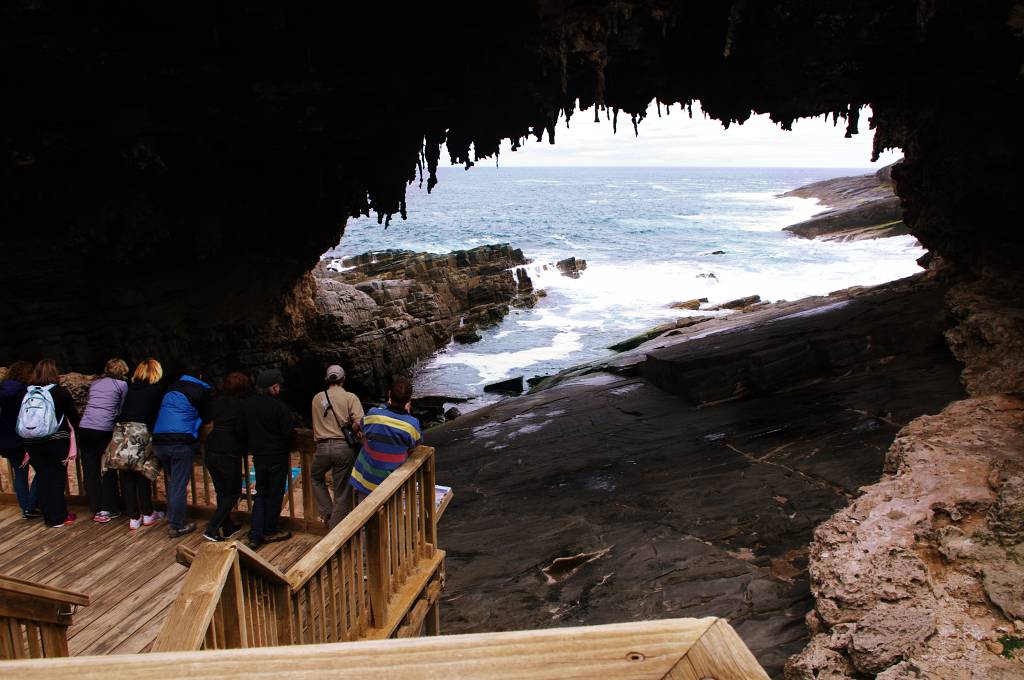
[118,380,165,430]
[243,394,294,458]
[206,395,248,457]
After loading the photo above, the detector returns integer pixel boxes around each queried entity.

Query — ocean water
[327,166,924,407]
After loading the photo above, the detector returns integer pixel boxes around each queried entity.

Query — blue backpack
[16,384,63,440]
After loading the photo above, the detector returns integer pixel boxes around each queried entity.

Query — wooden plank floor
[0,504,321,656]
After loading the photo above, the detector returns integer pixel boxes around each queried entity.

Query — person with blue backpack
[152,370,212,538]
[18,359,80,528]
[0,361,40,518]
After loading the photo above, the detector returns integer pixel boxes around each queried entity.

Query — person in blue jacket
[152,370,212,537]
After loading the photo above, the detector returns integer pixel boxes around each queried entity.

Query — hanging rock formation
[1,2,1021,389]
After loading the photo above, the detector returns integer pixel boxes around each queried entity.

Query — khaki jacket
[311,385,365,442]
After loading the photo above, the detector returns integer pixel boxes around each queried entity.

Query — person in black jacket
[202,371,252,542]
[243,369,295,549]
[23,359,80,528]
[117,358,166,530]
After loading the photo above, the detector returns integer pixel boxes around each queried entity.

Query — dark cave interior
[1,1,1021,389]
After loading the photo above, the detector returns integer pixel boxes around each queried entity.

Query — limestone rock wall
[786,396,1024,678]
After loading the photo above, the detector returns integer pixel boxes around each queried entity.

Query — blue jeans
[2,448,38,513]
[153,442,197,529]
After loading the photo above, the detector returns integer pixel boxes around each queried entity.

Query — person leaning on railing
[202,371,252,542]
[21,359,80,528]
[348,375,422,502]
[112,358,166,531]
[243,369,295,550]
[310,364,364,529]
[152,369,213,538]
[78,358,129,524]
[0,361,39,518]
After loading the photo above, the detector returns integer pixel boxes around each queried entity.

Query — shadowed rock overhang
[1,1,1021,371]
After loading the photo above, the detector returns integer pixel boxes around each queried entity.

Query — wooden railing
[0,576,90,660]
[0,618,770,679]
[153,445,442,651]
[0,429,325,534]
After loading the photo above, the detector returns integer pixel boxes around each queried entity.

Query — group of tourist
[0,357,423,550]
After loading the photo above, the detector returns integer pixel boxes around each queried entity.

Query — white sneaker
[129,517,142,530]
[143,511,165,526]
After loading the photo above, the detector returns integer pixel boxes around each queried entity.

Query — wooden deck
[0,504,321,657]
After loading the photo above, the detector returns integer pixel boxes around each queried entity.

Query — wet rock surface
[787,395,1024,678]
[782,165,909,242]
[430,276,964,677]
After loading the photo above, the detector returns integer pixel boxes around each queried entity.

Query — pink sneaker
[142,511,164,526]
[129,517,142,531]
[63,512,76,526]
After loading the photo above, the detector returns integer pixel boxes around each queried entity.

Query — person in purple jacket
[79,358,129,522]
[0,361,39,518]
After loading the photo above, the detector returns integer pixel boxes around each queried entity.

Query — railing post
[300,447,316,528]
[220,550,248,649]
[421,448,436,557]
[366,507,389,628]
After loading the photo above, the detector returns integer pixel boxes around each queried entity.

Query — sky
[487,102,902,168]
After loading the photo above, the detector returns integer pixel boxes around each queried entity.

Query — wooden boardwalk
[0,504,321,657]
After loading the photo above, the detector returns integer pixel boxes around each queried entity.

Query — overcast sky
[489,103,901,168]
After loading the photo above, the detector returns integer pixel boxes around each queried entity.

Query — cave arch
[1,1,1021,390]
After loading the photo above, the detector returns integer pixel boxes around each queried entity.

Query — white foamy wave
[705,191,778,201]
[650,184,678,193]
[433,330,583,383]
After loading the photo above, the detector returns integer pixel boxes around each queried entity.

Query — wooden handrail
[151,445,443,652]
[0,429,328,536]
[151,543,238,652]
[0,618,770,678]
[287,445,433,590]
[0,576,90,660]
[0,576,90,607]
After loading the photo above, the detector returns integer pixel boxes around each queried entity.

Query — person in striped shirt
[349,375,421,498]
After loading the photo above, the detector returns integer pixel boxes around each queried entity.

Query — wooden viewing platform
[1,436,770,677]
[0,503,320,656]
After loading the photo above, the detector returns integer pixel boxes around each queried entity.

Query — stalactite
[844,104,860,138]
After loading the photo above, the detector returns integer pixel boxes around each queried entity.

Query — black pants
[250,457,288,541]
[120,469,153,519]
[205,450,242,536]
[78,427,120,514]
[25,437,69,526]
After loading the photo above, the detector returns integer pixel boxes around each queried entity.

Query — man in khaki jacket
[310,365,364,528]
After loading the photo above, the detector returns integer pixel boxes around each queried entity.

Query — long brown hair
[30,359,60,386]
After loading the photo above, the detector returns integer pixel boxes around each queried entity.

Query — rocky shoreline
[247,243,543,406]
[781,164,910,243]
[429,273,967,677]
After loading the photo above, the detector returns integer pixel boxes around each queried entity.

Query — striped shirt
[349,404,422,495]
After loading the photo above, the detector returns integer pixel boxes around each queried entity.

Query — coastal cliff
[781,165,909,242]
[254,244,539,400]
